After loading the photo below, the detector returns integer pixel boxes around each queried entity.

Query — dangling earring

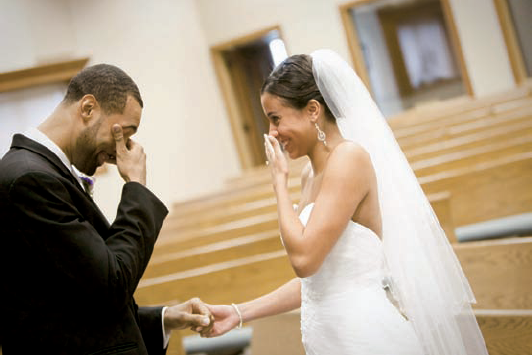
[315,122,327,147]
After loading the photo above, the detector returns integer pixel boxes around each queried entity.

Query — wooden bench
[475,309,532,355]
[137,237,532,310]
[151,192,456,264]
[411,133,532,177]
[388,86,531,132]
[401,104,532,155]
[454,237,532,310]
[395,96,532,147]
[146,193,455,282]
[162,151,531,248]
[420,152,532,226]
[405,115,532,162]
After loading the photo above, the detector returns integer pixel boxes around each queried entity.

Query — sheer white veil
[310,49,488,355]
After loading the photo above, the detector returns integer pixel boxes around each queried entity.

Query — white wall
[196,0,352,63]
[446,0,515,95]
[197,0,516,98]
[0,0,77,72]
[0,84,66,156]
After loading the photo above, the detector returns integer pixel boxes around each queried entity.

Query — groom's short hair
[63,64,143,115]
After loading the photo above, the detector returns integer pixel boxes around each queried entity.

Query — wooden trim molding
[339,2,373,92]
[439,0,474,96]
[493,0,527,85]
[210,26,283,170]
[211,26,281,52]
[0,58,89,93]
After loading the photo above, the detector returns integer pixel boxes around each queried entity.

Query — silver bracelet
[231,303,243,329]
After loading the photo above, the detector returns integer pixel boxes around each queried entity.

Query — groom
[0,64,211,354]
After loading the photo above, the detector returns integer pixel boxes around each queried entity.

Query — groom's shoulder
[0,146,55,185]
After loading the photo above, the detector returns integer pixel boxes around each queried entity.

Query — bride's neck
[308,124,344,175]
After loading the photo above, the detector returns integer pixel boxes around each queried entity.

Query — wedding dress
[298,202,424,355]
[301,49,488,355]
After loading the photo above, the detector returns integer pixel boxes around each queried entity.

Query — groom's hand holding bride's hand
[163,298,214,334]
[196,304,240,338]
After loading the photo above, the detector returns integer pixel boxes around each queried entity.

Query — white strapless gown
[298,203,424,355]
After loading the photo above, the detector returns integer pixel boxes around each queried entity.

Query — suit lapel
[10,134,112,235]
[11,134,87,196]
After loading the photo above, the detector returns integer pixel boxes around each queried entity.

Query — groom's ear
[79,94,99,124]
[306,99,321,122]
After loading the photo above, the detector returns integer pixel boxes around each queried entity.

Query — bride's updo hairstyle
[261,54,335,122]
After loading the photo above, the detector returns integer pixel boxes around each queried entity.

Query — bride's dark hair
[261,54,335,121]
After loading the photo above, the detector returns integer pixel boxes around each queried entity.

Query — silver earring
[315,122,327,147]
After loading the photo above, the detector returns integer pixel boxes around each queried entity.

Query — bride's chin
[287,150,300,160]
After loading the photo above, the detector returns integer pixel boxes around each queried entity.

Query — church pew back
[136,237,532,311]
[420,152,532,226]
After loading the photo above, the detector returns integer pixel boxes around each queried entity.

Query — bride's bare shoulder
[331,141,371,166]
[324,141,374,184]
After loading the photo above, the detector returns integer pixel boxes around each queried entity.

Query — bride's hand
[200,304,240,338]
[264,134,289,188]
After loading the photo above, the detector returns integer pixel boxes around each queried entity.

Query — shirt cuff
[161,306,171,348]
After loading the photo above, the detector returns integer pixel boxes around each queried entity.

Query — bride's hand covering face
[264,134,289,188]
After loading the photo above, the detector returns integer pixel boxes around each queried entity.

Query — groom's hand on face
[112,124,146,185]
[164,298,214,333]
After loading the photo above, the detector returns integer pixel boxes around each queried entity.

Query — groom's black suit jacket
[0,135,169,354]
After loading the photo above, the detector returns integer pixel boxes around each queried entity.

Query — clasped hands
[165,299,242,338]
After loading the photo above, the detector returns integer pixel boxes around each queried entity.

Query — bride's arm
[204,278,301,337]
[265,136,372,278]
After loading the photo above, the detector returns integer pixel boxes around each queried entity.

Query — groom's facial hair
[74,117,104,175]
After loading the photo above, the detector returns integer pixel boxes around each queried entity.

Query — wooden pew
[420,152,532,226]
[162,192,297,234]
[405,116,532,162]
[137,237,532,310]
[454,237,532,310]
[411,133,532,177]
[151,192,456,264]
[157,212,279,248]
[394,96,532,146]
[146,193,455,281]
[145,230,283,279]
[162,151,531,248]
[475,309,532,355]
[136,250,296,306]
[388,86,531,132]
[400,104,532,154]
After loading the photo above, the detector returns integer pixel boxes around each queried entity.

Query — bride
[199,49,488,355]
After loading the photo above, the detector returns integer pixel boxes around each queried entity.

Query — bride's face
[261,92,314,159]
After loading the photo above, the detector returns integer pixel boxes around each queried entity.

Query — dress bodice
[298,203,386,300]
[296,203,424,355]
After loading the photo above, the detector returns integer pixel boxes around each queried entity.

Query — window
[341,0,470,117]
